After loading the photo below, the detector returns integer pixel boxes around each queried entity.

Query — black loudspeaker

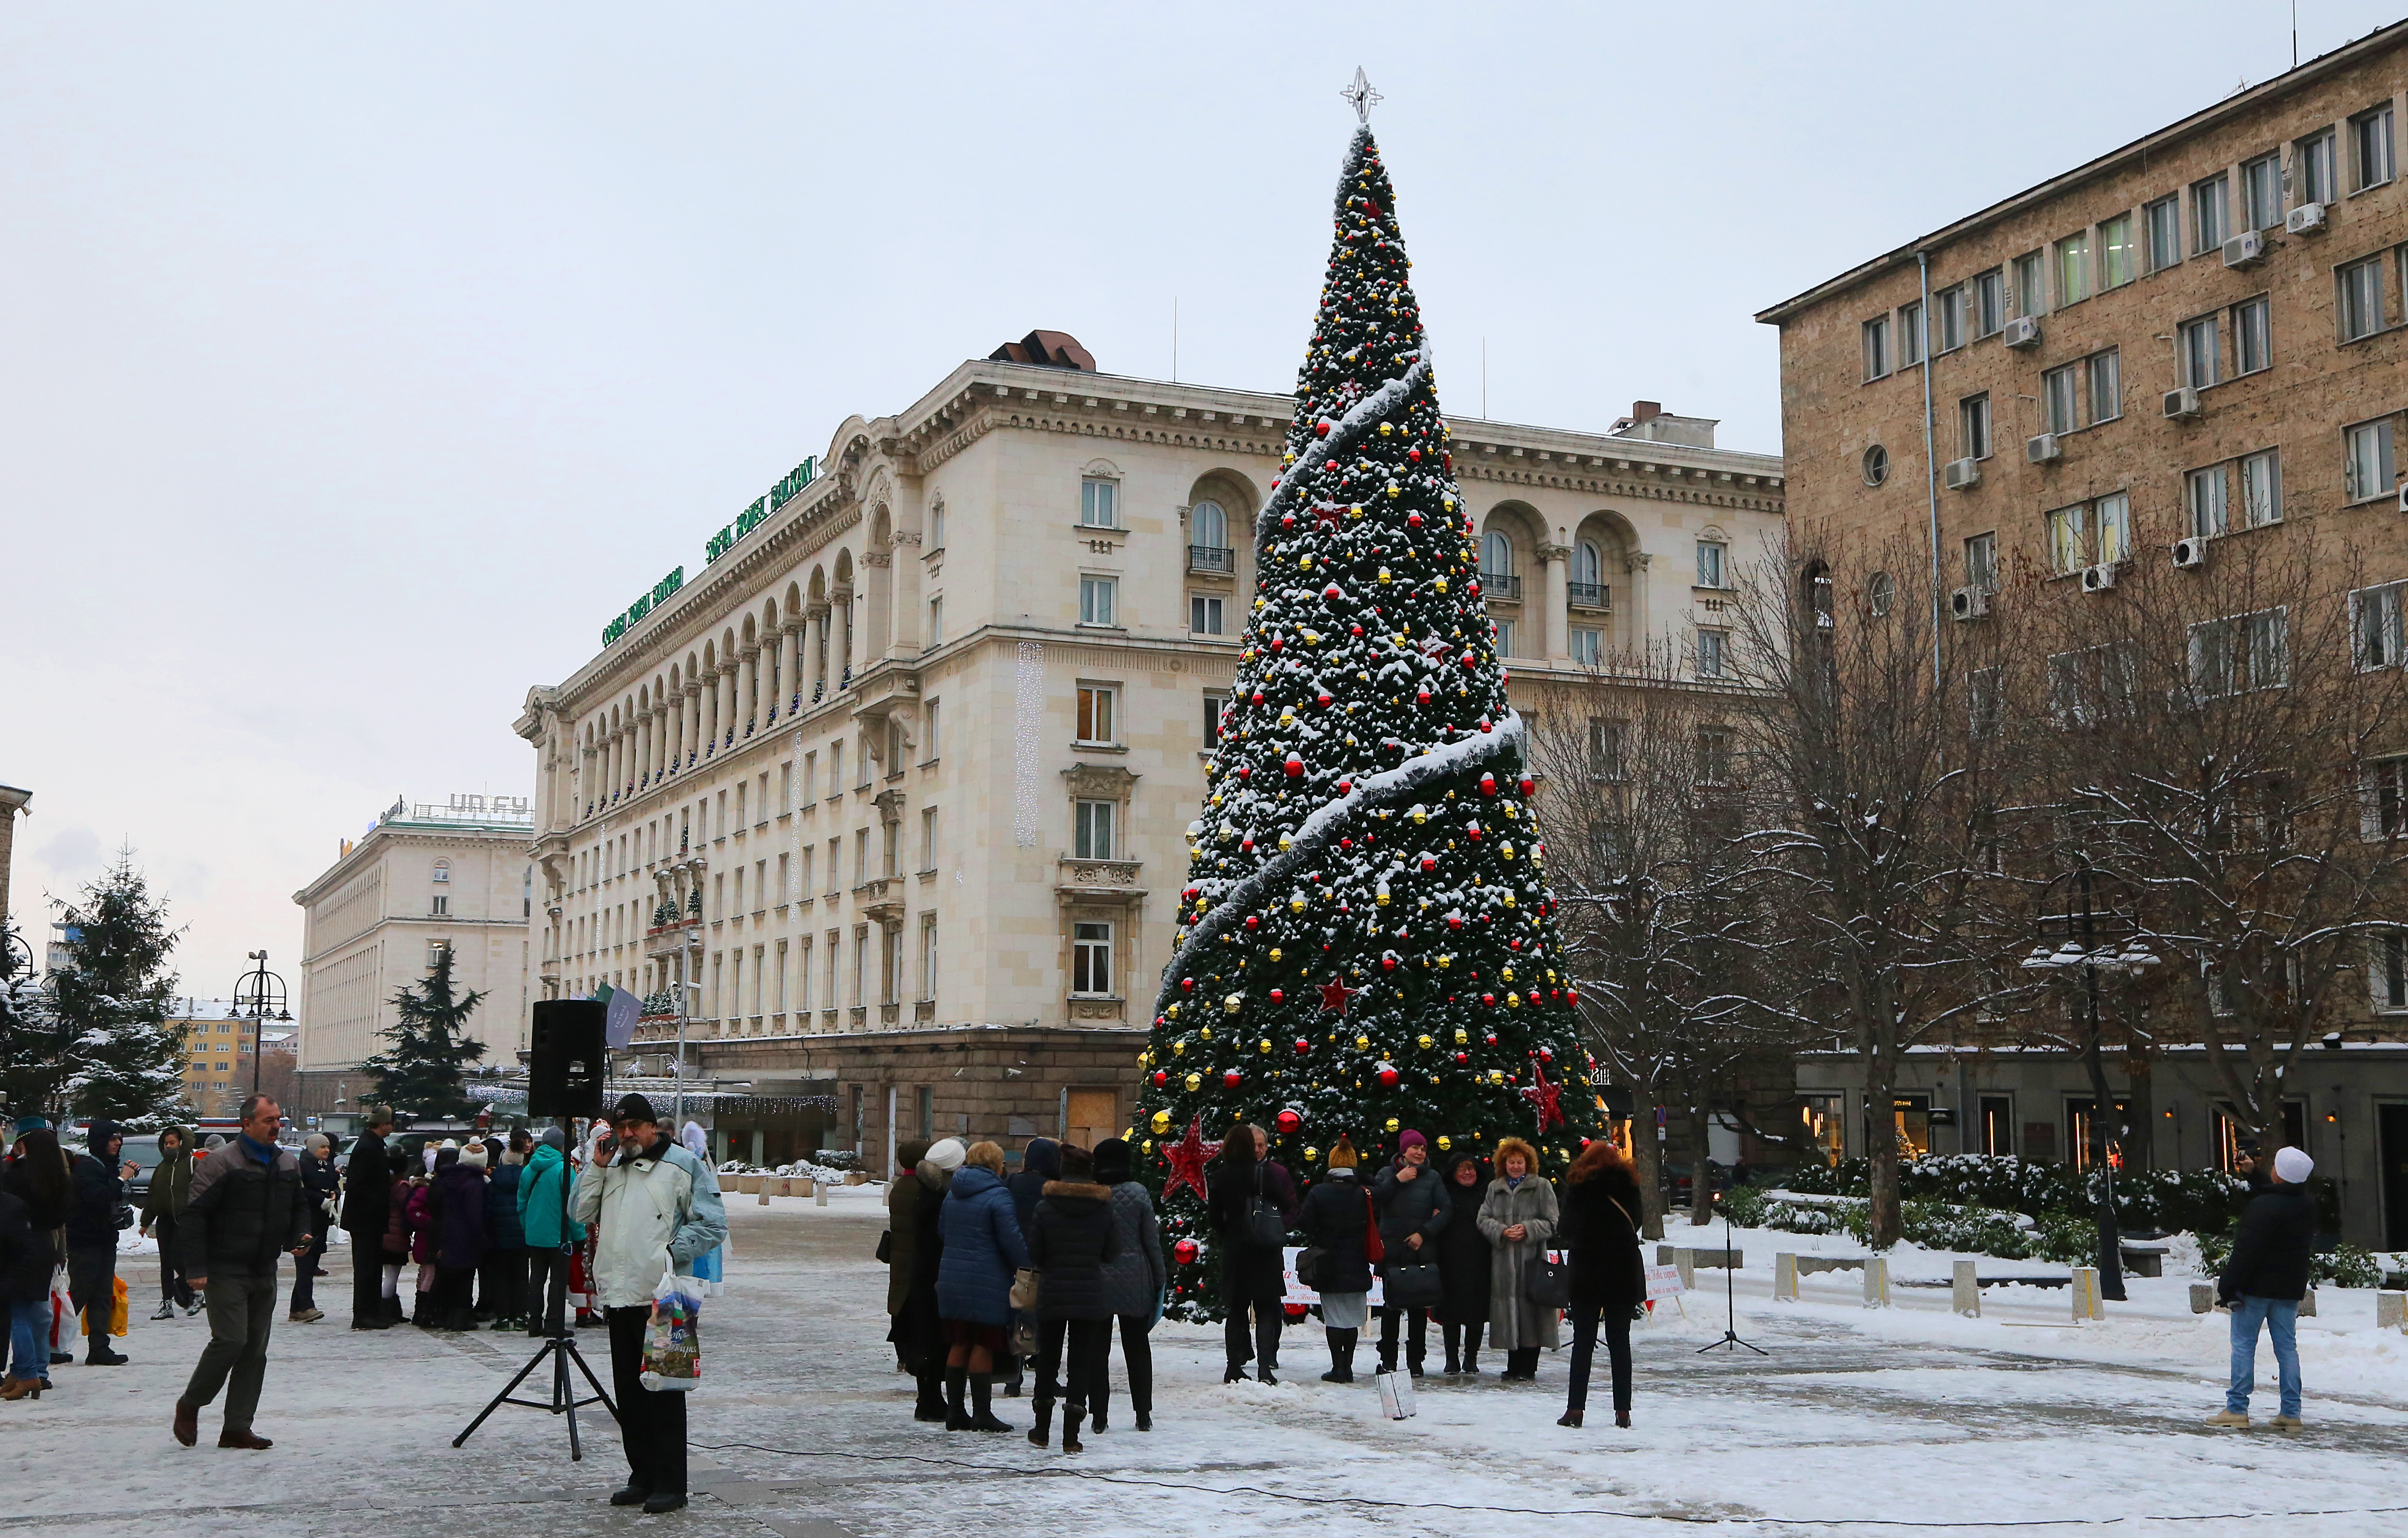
[527,1000,607,1119]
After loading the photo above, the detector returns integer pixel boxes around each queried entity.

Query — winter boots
[1026,1400,1053,1448]
[942,1366,973,1430]
[2206,1410,2249,1428]
[1060,1402,1085,1453]
[1321,1327,1357,1383]
[968,1375,1012,1433]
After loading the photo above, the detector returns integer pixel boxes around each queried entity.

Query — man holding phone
[172,1095,312,1449]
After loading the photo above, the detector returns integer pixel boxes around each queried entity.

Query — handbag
[876,1229,894,1264]
[1362,1191,1386,1265]
[1009,1266,1041,1312]
[1294,1245,1326,1289]
[1385,1260,1443,1309]
[1243,1166,1288,1248]
[1525,1250,1572,1309]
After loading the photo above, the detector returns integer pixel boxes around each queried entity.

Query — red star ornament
[1317,978,1356,1014]
[1521,1060,1566,1134]
[1161,1117,1224,1204]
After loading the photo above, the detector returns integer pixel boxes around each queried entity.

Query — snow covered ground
[12,1192,2408,1536]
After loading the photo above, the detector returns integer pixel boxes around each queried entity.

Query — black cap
[611,1093,658,1124]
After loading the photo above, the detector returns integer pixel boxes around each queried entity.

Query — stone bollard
[2190,1283,2219,1314]
[1952,1259,1980,1317]
[1862,1256,1890,1308]
[1773,1252,1799,1302]
[2071,1267,2104,1321]
[758,1182,771,1206]
[814,1179,829,1207]
[2299,1288,2316,1319]
[1674,1249,1695,1291]
[2377,1291,2407,1332]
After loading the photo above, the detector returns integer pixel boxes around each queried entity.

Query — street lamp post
[234,949,293,1103]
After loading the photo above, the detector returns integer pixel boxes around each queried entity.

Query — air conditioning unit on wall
[2004,316,2043,349]
[2221,230,2267,268]
[1950,586,1991,620]
[2026,434,2063,464]
[2162,386,2202,421]
[2081,563,2119,593]
[1943,457,1982,490]
[2172,536,2210,569]
[2286,202,2328,235]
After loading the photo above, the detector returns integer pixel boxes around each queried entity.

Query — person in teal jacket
[517,1128,585,1337]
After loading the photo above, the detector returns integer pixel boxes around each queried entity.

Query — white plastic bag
[640,1266,703,1392]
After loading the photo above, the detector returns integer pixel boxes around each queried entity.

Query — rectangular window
[2353,103,2396,191]
[1973,268,2004,336]
[927,596,943,643]
[1694,628,1728,679]
[2045,504,2088,574]
[2374,933,2408,1012]
[2339,256,2385,341]
[851,928,867,1008]
[1077,575,1117,626]
[2042,363,2078,434]
[828,741,842,794]
[2191,173,2230,253]
[2013,250,2046,316]
[804,751,817,801]
[1694,727,1734,786]
[429,894,448,916]
[2055,231,2091,304]
[1964,532,1998,594]
[1589,718,1629,780]
[2086,347,2121,423]
[2365,755,2408,839]
[2239,449,2282,528]
[2179,313,2221,388]
[1936,284,1965,351]
[1202,693,1225,748]
[823,930,840,1009]
[923,700,939,761]
[2297,128,2336,206]
[1969,666,2003,737]
[929,503,946,551]
[920,805,938,870]
[1079,476,1118,528]
[1862,315,1891,380]
[1959,393,1991,459]
[1570,627,1602,665]
[801,846,814,895]
[1695,540,1727,588]
[1070,922,1114,996]
[1898,300,1925,366]
[1189,593,1223,634]
[2095,491,2131,566]
[1074,799,1116,860]
[825,840,840,894]
[2354,581,2408,669]
[2345,416,2397,501]
[1075,684,1117,744]
[1493,618,1516,658]
[854,830,867,884]
[2145,195,2182,272]
[2190,607,2289,697]
[921,917,938,1005]
[2099,213,2134,288]
[2232,296,2270,375]
[2187,463,2230,538]
[2243,152,2283,230]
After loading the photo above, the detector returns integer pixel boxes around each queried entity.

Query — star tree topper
[1340,66,1381,126]
[1162,1117,1224,1204]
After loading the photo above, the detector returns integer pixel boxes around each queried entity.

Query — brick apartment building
[1756,22,2408,1245]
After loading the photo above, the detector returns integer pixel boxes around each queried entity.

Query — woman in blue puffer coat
[935,1141,1028,1434]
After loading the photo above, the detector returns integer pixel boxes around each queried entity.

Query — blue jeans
[2226,1295,2300,1418]
[7,1296,48,1383]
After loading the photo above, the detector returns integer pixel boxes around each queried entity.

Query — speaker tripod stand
[1695,1210,1767,1355]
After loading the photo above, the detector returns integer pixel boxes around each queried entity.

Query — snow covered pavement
[14,1192,2408,1536]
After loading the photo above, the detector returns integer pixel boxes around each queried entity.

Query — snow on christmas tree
[357,944,488,1118]
[1135,100,1601,1317]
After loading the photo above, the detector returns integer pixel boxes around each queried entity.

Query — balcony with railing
[1188,544,1236,575]
[1480,571,1522,601]
[1568,581,1612,610]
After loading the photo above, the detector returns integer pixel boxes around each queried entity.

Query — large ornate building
[515,331,1782,1173]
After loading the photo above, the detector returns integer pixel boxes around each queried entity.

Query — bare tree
[2008,535,2408,1175]
[1527,648,1794,1235]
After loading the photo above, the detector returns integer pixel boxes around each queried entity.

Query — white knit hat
[923,1138,967,1172]
[2273,1146,2313,1184]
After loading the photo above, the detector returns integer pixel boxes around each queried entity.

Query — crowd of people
[880,1124,1661,1442]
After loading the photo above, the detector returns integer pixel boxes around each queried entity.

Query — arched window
[1575,541,1602,587]
[1481,531,1515,578]
[1192,500,1228,550]
[431,859,451,884]
[1868,572,1895,618]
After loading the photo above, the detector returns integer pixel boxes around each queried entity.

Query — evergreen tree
[53,853,192,1124]
[0,913,71,1121]
[358,945,487,1117]
[1137,124,1601,1316]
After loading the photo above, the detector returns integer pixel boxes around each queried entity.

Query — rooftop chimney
[1631,400,1662,423]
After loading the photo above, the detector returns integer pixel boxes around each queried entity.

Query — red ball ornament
[1416,689,1431,705]
[1251,691,1265,704]
[1519,777,1536,796]
[1480,774,1498,796]
[1350,625,1364,637]
[1447,915,1463,931]
[1238,765,1252,781]
[1294,1037,1310,1053]
[1485,1033,1499,1045]
[1245,915,1260,930]
[1284,754,1305,778]
[1323,584,1343,601]
[1408,512,1422,528]
[1317,692,1333,708]
[1181,978,1195,993]
[1223,1069,1243,1089]
[1454,1051,1469,1064]
[1271,989,1286,1004]
[1276,1108,1302,1134]
[1564,989,1580,1006]
[1539,1047,1553,1062]
[1315,420,1331,437]
[1151,1069,1167,1086]
[1338,778,1353,794]
[1468,826,1483,842]
[1420,855,1437,872]
[1173,1238,1199,1265]
[1381,956,1397,971]
[1406,447,1421,462]
[1378,1066,1401,1088]
[1281,513,1296,529]
[1468,581,1482,598]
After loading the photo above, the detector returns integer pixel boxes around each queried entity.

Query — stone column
[783,626,804,716]
[1537,543,1572,663]
[684,686,701,768]
[637,714,653,788]
[738,649,757,739]
[718,664,738,749]
[702,676,720,759]
[0,783,29,932]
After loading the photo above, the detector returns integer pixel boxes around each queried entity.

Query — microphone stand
[1695,1209,1766,1355]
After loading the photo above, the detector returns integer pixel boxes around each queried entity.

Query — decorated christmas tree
[1135,102,1601,1317]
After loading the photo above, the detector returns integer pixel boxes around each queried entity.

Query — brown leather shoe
[173,1401,198,1446]
[218,1427,273,1450]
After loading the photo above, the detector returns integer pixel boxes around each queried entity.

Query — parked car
[119,1134,168,1202]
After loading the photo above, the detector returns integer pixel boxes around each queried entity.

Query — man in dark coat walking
[2210,1144,2318,1430]
[174,1095,311,1449]
[340,1108,394,1330]
[66,1118,135,1365]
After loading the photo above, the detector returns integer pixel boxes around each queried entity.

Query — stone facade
[515,336,1781,1177]
[289,798,534,1120]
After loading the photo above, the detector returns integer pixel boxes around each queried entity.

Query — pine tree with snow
[0,913,71,1122]
[52,854,193,1125]
[357,944,487,1118]
[1135,120,1600,1317]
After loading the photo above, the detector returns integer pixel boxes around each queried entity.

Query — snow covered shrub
[2191,1230,2233,1278]
[2028,1212,2099,1264]
[2312,1243,2382,1290]
[1719,1185,1770,1229]
[810,1149,862,1172]
[2100,1167,2249,1236]
[1901,1200,2032,1259]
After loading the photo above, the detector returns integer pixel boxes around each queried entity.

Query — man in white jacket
[570,1093,729,1514]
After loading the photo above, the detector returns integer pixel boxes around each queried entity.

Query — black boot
[1026,1399,1054,1449]
[1321,1327,1355,1383]
[942,1365,972,1430]
[969,1374,1012,1432]
[1060,1402,1084,1453]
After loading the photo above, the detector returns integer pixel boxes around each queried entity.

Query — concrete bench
[2119,1243,2169,1278]
[1795,1254,1867,1276]
[1657,1244,1743,1270]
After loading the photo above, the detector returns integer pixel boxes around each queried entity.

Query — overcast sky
[3,1,2394,1001]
